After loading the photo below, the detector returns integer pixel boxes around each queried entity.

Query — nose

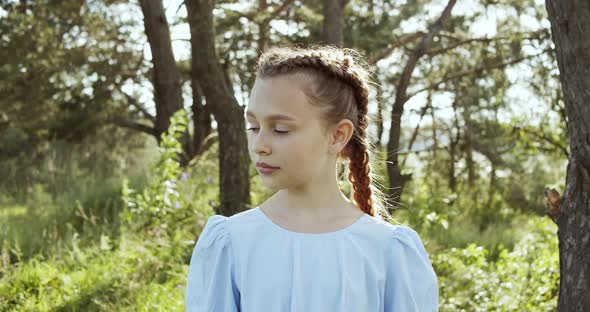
[251,129,272,155]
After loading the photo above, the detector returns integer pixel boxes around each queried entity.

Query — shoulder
[195,214,231,250]
[227,207,263,232]
[365,216,423,240]
[360,215,415,238]
[363,217,431,259]
[388,225,431,261]
[197,208,263,247]
[227,206,260,222]
[378,222,437,285]
[380,222,439,309]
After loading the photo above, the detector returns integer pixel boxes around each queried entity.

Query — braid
[258,51,370,113]
[347,119,375,216]
[256,46,384,218]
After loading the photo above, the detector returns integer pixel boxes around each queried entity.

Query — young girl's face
[246,74,335,190]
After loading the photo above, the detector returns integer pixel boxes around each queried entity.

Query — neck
[267,164,358,220]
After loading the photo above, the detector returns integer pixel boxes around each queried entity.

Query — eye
[246,127,289,135]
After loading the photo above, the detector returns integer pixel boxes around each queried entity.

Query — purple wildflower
[180,172,190,181]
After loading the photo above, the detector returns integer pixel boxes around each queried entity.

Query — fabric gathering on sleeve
[185,215,240,312]
[383,225,439,312]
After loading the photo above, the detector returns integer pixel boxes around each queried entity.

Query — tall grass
[0,110,221,311]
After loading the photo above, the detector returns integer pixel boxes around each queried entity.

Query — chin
[262,183,283,191]
[259,177,281,190]
[260,177,294,191]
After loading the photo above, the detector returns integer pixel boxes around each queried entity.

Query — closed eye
[247,128,289,134]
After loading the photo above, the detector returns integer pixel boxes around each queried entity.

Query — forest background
[0,0,582,310]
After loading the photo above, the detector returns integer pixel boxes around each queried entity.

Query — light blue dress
[185,206,438,311]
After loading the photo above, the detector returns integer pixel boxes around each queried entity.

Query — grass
[0,230,188,311]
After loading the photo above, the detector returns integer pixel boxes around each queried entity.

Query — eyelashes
[247,127,289,134]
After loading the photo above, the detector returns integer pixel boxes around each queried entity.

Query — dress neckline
[255,206,369,238]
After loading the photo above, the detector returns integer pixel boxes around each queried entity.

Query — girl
[185,45,438,311]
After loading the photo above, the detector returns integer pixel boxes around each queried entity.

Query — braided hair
[254,45,391,220]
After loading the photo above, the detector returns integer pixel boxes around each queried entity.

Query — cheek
[281,132,326,167]
[246,130,326,164]
[246,135,253,155]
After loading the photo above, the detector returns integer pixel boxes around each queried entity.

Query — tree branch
[368,31,426,65]
[394,0,457,106]
[113,81,156,123]
[471,138,508,167]
[264,0,295,23]
[426,29,550,56]
[401,98,431,168]
[227,0,295,23]
[514,125,569,157]
[108,116,157,137]
[407,47,553,99]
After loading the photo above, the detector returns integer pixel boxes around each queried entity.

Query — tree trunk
[462,104,476,202]
[186,0,251,216]
[545,1,590,311]
[428,90,438,160]
[386,0,457,210]
[374,75,385,148]
[138,0,183,143]
[322,0,349,46]
[180,78,212,167]
[448,98,461,192]
[257,0,269,57]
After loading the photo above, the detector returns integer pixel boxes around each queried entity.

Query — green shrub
[435,216,559,311]
[0,110,202,311]
[121,109,193,238]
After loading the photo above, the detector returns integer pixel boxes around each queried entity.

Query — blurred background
[0,0,566,310]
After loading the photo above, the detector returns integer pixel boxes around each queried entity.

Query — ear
[328,119,355,155]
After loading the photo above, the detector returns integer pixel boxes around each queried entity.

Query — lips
[256,162,280,169]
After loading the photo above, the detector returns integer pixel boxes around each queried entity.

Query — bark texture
[138,0,183,142]
[545,1,590,311]
[186,0,251,216]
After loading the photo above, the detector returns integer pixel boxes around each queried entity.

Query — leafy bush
[0,232,185,311]
[0,109,216,311]
[121,109,193,238]
[435,216,559,311]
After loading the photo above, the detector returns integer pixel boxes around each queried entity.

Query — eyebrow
[246,111,296,121]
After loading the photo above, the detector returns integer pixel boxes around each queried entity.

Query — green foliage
[121,109,192,238]
[0,109,220,311]
[0,0,144,168]
[435,216,559,311]
[0,232,186,311]
[0,175,130,263]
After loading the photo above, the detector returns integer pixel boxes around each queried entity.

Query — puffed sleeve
[185,215,240,312]
[384,225,438,311]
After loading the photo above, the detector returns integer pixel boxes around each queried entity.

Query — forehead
[247,75,315,121]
